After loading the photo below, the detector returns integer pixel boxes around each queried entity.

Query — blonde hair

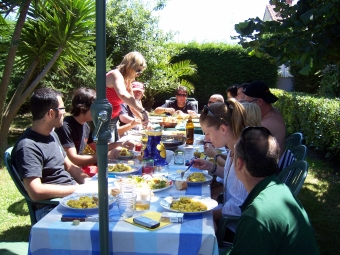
[241,102,261,126]
[117,51,147,79]
[200,98,247,139]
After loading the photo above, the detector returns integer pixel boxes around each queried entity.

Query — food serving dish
[160,195,218,214]
[159,122,178,128]
[108,163,141,176]
[169,173,213,185]
[60,193,116,212]
[116,175,173,192]
[161,135,186,150]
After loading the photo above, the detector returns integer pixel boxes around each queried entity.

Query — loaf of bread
[175,180,188,190]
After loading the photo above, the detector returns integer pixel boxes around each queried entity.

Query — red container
[142,166,154,175]
[135,143,142,152]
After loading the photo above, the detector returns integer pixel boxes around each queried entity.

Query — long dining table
[28,164,219,255]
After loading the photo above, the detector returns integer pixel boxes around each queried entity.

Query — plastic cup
[135,187,151,211]
[117,193,137,218]
[118,179,136,193]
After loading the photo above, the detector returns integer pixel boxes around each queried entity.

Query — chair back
[4,147,30,200]
[277,160,308,196]
[165,97,199,110]
[284,132,303,151]
[4,147,60,225]
[290,144,307,161]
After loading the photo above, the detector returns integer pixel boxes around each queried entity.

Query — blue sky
[155,0,282,44]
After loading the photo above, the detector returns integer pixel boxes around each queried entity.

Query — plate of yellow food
[170,172,213,185]
[60,193,116,212]
[117,148,134,160]
[160,196,218,214]
[108,163,140,176]
[117,175,173,192]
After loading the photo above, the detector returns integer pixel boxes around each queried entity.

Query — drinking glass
[135,187,151,211]
[174,151,185,165]
[117,193,137,218]
[142,159,154,175]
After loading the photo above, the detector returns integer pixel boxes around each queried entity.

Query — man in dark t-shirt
[55,88,135,170]
[11,88,89,221]
[154,86,197,117]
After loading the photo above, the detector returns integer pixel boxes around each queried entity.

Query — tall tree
[0,0,95,162]
[233,0,340,75]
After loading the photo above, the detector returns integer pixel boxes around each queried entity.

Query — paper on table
[124,211,171,231]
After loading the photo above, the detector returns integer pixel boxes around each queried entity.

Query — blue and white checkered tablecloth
[28,166,219,255]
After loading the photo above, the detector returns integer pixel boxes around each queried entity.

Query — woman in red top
[106,51,149,142]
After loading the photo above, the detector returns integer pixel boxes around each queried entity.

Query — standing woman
[106,51,149,142]
[192,99,248,236]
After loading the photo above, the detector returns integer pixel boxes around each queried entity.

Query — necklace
[262,107,273,119]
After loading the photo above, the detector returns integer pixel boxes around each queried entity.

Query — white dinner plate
[168,173,213,185]
[60,193,116,212]
[151,180,173,192]
[108,164,141,176]
[160,195,218,214]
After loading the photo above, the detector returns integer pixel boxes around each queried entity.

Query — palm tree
[0,0,95,161]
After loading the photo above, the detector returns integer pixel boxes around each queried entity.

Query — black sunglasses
[202,105,228,126]
[176,94,187,97]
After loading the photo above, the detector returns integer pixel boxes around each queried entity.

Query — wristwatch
[214,154,222,163]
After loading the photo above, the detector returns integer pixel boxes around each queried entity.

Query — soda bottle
[186,116,194,145]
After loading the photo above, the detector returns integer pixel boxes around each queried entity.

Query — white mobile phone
[133,216,160,229]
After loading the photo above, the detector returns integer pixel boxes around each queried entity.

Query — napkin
[124,211,171,231]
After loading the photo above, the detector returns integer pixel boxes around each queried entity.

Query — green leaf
[300,10,314,25]
[238,21,250,29]
[299,65,311,75]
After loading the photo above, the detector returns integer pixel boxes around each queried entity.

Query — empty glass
[174,151,185,165]
[117,193,137,218]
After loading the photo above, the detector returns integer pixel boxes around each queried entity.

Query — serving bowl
[159,122,178,128]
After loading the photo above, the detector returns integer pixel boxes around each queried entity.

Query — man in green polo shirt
[224,126,319,255]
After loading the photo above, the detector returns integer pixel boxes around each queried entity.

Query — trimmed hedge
[168,42,278,106]
[272,89,340,158]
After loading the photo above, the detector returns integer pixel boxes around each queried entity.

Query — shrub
[272,89,340,158]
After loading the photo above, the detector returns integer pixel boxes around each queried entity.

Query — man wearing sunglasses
[154,86,197,117]
[225,126,319,255]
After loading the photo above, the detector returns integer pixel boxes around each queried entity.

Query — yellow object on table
[124,211,171,231]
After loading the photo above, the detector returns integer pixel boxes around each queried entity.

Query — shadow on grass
[0,225,31,242]
[7,199,29,217]
[298,155,340,255]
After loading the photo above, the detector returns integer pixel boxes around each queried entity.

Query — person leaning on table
[222,126,319,255]
[11,88,89,221]
[106,51,149,142]
[154,86,197,117]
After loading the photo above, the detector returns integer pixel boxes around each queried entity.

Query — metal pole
[91,0,112,254]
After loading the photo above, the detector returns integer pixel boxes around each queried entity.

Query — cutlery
[180,159,195,179]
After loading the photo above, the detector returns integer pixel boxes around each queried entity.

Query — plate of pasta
[169,172,213,185]
[60,193,116,212]
[160,196,218,214]
[108,163,140,176]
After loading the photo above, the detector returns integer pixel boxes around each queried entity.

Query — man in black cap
[243,81,286,158]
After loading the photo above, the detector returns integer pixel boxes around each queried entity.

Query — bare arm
[118,119,142,136]
[119,114,134,124]
[23,177,79,201]
[63,146,97,167]
[154,107,176,115]
[64,156,89,184]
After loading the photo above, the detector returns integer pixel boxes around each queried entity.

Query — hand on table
[165,108,176,115]
[122,140,135,150]
[108,148,120,159]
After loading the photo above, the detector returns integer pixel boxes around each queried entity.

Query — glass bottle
[186,116,194,145]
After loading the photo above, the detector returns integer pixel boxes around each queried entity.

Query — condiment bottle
[185,116,194,145]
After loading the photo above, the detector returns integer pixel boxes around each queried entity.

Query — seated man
[11,88,88,221]
[154,86,197,117]
[55,87,134,174]
[235,83,249,101]
[226,126,319,254]
[243,81,286,158]
[207,94,224,106]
